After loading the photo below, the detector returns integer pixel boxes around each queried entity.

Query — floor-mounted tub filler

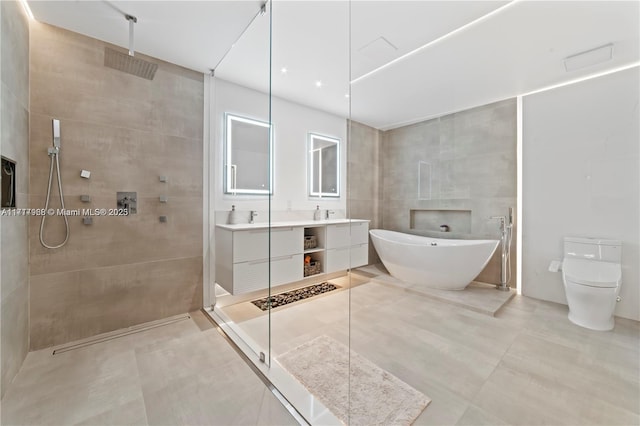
[369,229,499,290]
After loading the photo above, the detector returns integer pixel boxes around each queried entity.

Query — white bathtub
[369,229,499,290]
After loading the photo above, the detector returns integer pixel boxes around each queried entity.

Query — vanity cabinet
[217,227,303,295]
[216,220,369,295]
[325,222,369,273]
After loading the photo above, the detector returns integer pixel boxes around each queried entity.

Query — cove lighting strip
[351,0,520,84]
[516,96,523,296]
[19,0,34,20]
[521,61,640,97]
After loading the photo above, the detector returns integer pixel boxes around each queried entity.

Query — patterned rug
[277,335,430,425]
[251,282,339,311]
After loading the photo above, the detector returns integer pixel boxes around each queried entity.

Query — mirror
[224,113,272,195]
[308,133,340,198]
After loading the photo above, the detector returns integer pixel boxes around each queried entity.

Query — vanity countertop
[216,218,370,231]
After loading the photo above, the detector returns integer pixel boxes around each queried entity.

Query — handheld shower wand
[40,118,69,249]
[52,119,61,148]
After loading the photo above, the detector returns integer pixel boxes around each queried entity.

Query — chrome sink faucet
[250,210,258,224]
[325,210,335,220]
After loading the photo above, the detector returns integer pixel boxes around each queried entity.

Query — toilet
[562,237,622,331]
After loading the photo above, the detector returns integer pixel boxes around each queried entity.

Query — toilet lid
[563,258,621,288]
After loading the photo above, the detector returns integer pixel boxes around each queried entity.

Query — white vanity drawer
[326,247,350,272]
[326,243,369,273]
[233,227,303,262]
[326,222,369,248]
[350,222,369,245]
[233,254,303,294]
[350,243,369,268]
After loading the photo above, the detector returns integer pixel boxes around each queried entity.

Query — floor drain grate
[52,314,191,355]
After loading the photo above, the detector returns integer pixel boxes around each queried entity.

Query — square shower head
[104,47,158,80]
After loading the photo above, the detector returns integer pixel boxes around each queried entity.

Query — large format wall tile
[348,121,382,264]
[1,283,30,397]
[29,23,204,349]
[1,216,28,300]
[380,99,517,286]
[1,83,29,196]
[1,1,29,110]
[1,0,30,399]
[30,256,203,350]
[29,194,202,275]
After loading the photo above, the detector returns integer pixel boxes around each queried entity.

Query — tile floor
[0,311,297,426]
[228,266,640,426]
[3,267,639,426]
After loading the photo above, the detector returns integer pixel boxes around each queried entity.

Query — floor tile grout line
[461,328,525,426]
[133,341,153,426]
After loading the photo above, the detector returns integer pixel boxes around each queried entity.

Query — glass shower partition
[209,1,273,365]
[209,1,356,424]
[266,1,352,424]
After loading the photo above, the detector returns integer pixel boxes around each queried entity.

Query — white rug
[277,335,430,425]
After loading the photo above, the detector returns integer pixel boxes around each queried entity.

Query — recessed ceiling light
[345,93,350,98]
[281,67,288,74]
[315,80,323,88]
[564,44,613,72]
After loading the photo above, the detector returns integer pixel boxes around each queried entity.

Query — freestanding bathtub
[369,229,499,290]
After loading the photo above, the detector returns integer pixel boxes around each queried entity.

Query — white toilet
[562,237,622,331]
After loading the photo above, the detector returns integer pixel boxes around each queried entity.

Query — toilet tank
[564,237,622,263]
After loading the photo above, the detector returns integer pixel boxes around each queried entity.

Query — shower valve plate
[116,192,137,215]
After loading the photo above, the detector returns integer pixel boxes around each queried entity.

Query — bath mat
[277,335,430,425]
[251,282,339,311]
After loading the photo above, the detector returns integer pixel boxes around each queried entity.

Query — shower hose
[39,151,69,249]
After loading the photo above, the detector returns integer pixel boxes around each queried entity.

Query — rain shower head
[104,47,158,80]
[104,13,157,80]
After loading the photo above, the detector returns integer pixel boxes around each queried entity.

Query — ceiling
[29,1,640,130]
[28,1,263,73]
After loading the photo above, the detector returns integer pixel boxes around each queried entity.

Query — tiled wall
[1,0,30,398]
[348,121,382,264]
[380,99,517,286]
[29,23,204,349]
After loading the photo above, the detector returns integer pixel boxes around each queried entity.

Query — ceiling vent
[357,36,398,63]
[564,43,613,72]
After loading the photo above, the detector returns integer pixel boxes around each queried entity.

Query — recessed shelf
[303,226,325,251]
[303,251,324,277]
[410,209,472,234]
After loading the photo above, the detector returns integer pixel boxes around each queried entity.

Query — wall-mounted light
[564,43,613,72]
[19,0,34,20]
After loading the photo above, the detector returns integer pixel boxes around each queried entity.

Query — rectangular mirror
[308,133,339,198]
[225,113,272,195]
